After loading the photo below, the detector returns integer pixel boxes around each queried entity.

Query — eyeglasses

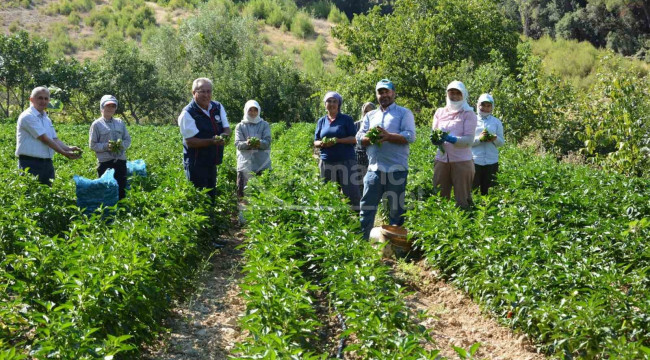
[195,89,212,94]
[325,99,338,103]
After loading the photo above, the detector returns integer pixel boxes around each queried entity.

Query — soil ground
[145,226,546,360]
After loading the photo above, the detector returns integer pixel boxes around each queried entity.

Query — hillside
[0,0,343,67]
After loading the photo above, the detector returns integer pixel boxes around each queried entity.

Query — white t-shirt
[178,102,229,139]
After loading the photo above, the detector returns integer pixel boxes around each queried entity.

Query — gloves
[442,133,458,144]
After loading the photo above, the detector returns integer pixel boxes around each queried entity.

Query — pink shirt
[432,107,477,163]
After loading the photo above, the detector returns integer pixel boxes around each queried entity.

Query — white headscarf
[242,100,262,124]
[476,93,494,119]
[445,81,473,112]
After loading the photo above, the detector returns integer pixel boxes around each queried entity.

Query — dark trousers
[185,163,217,199]
[473,163,499,195]
[18,156,55,186]
[319,159,361,210]
[98,159,127,200]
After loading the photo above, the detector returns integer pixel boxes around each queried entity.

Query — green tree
[93,40,162,124]
[333,0,519,112]
[0,31,49,117]
[36,58,98,123]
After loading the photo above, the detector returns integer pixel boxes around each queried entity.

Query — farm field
[1,120,649,359]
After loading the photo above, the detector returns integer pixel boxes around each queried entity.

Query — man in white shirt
[15,86,81,185]
[177,78,231,199]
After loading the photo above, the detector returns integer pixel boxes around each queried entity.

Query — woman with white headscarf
[431,80,478,208]
[234,100,271,198]
[471,93,504,195]
[314,91,360,210]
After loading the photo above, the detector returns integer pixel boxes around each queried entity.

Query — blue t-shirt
[314,113,356,162]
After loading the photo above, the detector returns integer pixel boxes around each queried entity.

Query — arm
[492,118,505,147]
[356,114,371,146]
[235,124,250,150]
[379,108,416,145]
[447,111,477,148]
[89,122,109,152]
[39,135,78,159]
[122,121,132,150]
[178,110,216,148]
[185,137,220,148]
[336,117,358,144]
[314,118,323,147]
[259,122,271,150]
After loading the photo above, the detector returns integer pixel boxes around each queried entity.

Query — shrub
[306,0,331,18]
[290,11,314,39]
[327,4,348,24]
[300,44,325,77]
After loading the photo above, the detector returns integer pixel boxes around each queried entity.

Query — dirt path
[145,230,545,360]
[393,260,545,360]
[143,227,247,359]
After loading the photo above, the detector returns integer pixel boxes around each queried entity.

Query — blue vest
[182,100,225,166]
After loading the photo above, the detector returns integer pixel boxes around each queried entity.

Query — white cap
[100,95,118,110]
[477,93,494,104]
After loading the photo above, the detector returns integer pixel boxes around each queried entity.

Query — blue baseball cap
[375,79,395,91]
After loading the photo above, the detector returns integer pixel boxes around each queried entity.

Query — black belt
[19,155,52,162]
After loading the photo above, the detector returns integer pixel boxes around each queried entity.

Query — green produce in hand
[479,129,497,142]
[214,134,230,143]
[108,139,123,154]
[366,127,382,146]
[321,136,337,146]
[248,136,261,148]
[430,129,447,154]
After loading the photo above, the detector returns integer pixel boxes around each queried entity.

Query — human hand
[320,137,337,148]
[442,133,458,144]
[247,137,260,149]
[63,149,81,159]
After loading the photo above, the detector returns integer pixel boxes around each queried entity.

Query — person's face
[362,105,374,116]
[376,88,395,108]
[30,91,50,112]
[479,102,493,113]
[447,89,463,102]
[102,103,117,118]
[325,98,339,114]
[247,107,259,118]
[193,82,212,109]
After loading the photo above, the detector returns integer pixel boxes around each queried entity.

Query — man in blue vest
[177,78,231,199]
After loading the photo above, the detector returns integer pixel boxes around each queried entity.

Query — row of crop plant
[406,130,650,358]
[234,123,441,358]
[0,124,236,359]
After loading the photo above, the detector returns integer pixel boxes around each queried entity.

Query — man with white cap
[471,93,504,195]
[431,80,477,208]
[89,95,132,199]
[356,79,416,239]
[15,86,81,186]
[177,78,231,200]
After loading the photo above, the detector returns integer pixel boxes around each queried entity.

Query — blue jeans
[359,170,408,239]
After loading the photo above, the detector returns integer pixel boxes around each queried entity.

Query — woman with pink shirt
[431,80,478,208]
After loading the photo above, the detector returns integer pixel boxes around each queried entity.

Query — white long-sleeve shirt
[471,114,504,165]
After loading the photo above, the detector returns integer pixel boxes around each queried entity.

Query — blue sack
[127,159,147,177]
[74,168,119,214]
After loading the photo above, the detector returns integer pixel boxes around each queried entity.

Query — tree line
[1,0,648,177]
